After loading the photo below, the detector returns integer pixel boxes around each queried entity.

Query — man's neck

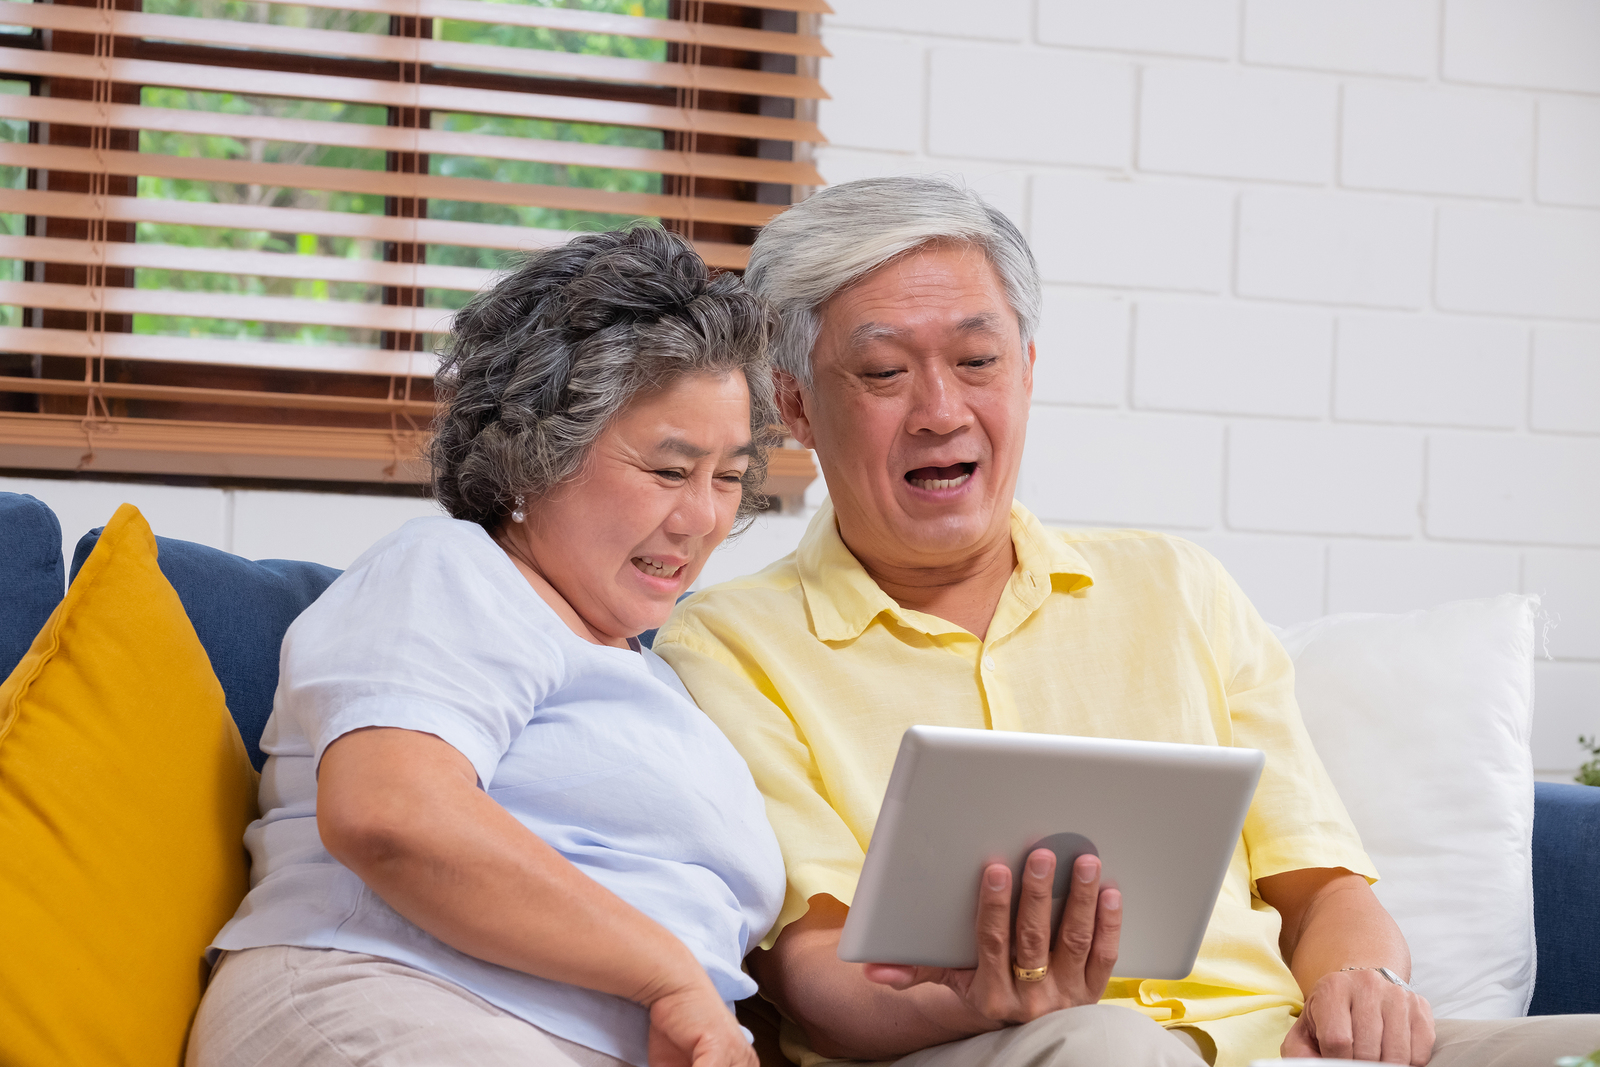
[844,525,1018,641]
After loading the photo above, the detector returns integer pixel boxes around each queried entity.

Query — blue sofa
[3,490,1597,1017]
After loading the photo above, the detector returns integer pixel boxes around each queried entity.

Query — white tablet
[837,725,1264,980]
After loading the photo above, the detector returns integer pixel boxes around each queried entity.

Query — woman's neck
[494,526,629,649]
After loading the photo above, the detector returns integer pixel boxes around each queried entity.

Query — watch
[1341,965,1414,993]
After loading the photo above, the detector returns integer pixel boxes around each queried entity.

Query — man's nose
[907,366,969,436]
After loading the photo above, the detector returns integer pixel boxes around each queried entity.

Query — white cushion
[1274,594,1537,1020]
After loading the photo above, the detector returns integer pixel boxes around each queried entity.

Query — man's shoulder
[655,551,808,652]
[1044,524,1226,580]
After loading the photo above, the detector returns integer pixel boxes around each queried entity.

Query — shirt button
[982,655,997,672]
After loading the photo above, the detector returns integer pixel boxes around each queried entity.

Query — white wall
[5,0,1596,776]
[813,0,1600,778]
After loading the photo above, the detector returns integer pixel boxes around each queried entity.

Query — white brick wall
[813,0,1600,774]
[8,3,1594,778]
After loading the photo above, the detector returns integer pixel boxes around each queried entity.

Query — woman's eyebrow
[651,437,758,461]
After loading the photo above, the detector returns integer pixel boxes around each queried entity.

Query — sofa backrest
[0,493,66,684]
[70,528,341,770]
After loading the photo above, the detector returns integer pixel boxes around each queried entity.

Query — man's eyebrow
[847,322,905,349]
[847,313,1008,349]
[956,312,1007,336]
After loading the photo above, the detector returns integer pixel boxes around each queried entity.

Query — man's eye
[964,356,998,369]
[866,369,901,380]
[654,469,687,481]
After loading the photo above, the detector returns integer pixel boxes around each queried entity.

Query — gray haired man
[653,176,1600,1067]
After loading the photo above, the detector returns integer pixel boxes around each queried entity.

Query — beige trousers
[868,1008,1600,1067]
[186,945,634,1067]
[188,946,1600,1067]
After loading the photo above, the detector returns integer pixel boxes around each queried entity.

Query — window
[0,0,823,502]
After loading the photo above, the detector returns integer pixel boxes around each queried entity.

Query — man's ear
[775,369,817,450]
[1023,337,1037,400]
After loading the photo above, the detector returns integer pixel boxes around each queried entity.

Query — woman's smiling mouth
[632,556,684,579]
[905,462,976,491]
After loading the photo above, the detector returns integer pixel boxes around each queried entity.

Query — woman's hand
[862,850,1121,1026]
[645,981,757,1067]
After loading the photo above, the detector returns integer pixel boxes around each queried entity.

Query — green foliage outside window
[2,79,29,330]
[122,0,670,345]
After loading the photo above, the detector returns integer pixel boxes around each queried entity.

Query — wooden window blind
[0,0,824,502]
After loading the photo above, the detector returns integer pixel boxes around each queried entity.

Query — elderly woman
[189,227,785,1067]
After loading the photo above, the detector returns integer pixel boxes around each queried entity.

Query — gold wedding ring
[1012,963,1049,983]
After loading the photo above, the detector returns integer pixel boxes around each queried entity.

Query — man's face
[783,242,1035,571]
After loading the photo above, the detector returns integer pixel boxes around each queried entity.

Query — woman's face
[514,370,756,645]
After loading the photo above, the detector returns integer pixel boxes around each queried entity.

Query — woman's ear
[775,370,816,449]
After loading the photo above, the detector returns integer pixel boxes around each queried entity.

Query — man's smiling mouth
[905,462,975,490]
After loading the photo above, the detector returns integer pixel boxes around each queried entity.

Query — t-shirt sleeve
[654,611,863,951]
[276,527,565,787]
[1211,556,1378,891]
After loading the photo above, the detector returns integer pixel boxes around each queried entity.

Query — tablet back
[838,725,1264,980]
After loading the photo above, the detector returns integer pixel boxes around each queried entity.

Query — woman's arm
[317,725,754,1067]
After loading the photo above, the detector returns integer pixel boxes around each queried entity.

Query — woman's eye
[654,469,686,481]
[718,471,746,484]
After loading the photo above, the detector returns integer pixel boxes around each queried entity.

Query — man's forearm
[752,897,1002,1060]
[1260,869,1411,994]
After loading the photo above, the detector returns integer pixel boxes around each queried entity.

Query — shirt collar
[796,499,1095,643]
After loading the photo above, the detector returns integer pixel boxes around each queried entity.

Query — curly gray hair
[745,175,1042,388]
[431,226,779,529]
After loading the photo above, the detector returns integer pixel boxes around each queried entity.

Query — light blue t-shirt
[212,517,786,1067]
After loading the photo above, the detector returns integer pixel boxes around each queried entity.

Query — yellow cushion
[0,503,258,1066]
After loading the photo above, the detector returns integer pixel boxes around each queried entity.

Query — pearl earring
[511,494,526,523]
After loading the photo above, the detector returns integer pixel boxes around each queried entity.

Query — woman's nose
[670,480,719,538]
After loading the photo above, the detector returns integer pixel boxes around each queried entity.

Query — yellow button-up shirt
[654,501,1376,1067]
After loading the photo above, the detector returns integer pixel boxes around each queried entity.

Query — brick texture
[929,47,1133,167]
[1335,315,1526,429]
[1134,300,1332,418]
[1032,289,1130,407]
[1037,0,1238,59]
[1243,0,1436,77]
[1228,422,1422,536]
[1427,434,1600,546]
[1237,190,1433,309]
[1536,96,1600,209]
[807,0,1600,773]
[1442,0,1600,94]
[22,3,1597,769]
[1340,82,1530,200]
[1030,176,1233,292]
[1139,65,1335,184]
[1531,327,1600,435]
[1436,205,1600,320]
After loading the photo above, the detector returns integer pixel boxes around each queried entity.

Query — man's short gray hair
[744,175,1042,386]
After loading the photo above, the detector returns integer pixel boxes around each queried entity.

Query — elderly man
[653,177,1598,1067]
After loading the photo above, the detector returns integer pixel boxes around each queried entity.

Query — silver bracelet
[1339,966,1414,993]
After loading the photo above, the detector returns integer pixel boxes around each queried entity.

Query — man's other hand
[862,850,1121,1025]
[1281,967,1435,1065]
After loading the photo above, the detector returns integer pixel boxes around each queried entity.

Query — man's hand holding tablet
[861,848,1123,1026]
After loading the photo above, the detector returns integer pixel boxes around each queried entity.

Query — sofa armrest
[1529,781,1600,1015]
